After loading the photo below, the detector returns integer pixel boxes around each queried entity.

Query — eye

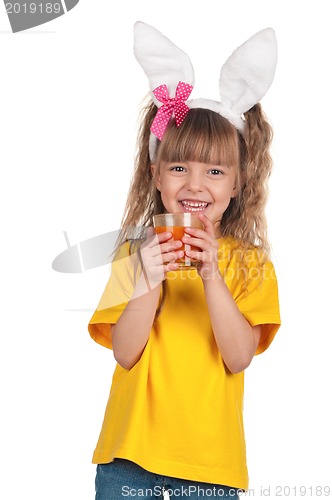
[208,168,224,175]
[170,165,186,172]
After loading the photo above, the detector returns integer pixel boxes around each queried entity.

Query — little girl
[88,22,281,499]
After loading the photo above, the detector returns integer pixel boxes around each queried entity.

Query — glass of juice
[153,213,204,270]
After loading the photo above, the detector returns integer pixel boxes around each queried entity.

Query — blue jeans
[95,459,240,499]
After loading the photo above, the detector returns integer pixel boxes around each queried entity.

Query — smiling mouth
[180,200,209,212]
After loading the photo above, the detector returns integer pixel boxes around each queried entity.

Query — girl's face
[152,160,238,237]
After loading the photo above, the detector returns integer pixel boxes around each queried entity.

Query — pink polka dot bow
[150,81,194,140]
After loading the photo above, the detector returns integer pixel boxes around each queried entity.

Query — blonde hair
[118,98,273,257]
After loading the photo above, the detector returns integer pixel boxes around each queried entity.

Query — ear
[151,163,161,191]
[134,21,195,102]
[231,183,240,198]
[219,28,277,115]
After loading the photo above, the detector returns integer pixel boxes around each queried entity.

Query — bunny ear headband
[134,21,277,162]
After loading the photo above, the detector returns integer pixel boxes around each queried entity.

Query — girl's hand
[139,227,184,288]
[182,214,220,281]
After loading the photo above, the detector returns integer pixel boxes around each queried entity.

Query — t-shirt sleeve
[235,257,281,355]
[88,243,140,350]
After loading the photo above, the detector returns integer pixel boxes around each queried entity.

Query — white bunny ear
[219,28,277,115]
[133,22,277,159]
[134,21,195,103]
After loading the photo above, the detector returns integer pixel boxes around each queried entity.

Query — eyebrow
[164,160,232,169]
[201,162,231,169]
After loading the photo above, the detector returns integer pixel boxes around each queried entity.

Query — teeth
[182,200,207,207]
[181,200,208,212]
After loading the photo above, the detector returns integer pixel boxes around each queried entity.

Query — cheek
[159,195,175,213]
[158,176,179,196]
[214,182,234,199]
[155,172,168,192]
[224,179,238,198]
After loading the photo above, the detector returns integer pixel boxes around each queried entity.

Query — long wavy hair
[117,98,273,258]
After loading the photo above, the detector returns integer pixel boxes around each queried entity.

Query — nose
[186,171,204,193]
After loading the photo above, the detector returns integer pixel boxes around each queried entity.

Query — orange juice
[154,225,201,268]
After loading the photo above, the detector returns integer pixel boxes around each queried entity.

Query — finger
[165,261,180,272]
[183,226,204,237]
[144,252,182,282]
[182,233,217,252]
[155,231,174,244]
[145,240,182,261]
[183,239,208,253]
[160,239,183,253]
[145,231,173,249]
[143,247,184,269]
[184,249,202,262]
[157,249,184,264]
[183,220,214,240]
[146,226,155,238]
[197,213,216,237]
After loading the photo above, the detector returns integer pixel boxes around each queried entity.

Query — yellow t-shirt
[88,236,281,490]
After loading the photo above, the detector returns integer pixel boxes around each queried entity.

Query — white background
[1,1,331,499]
